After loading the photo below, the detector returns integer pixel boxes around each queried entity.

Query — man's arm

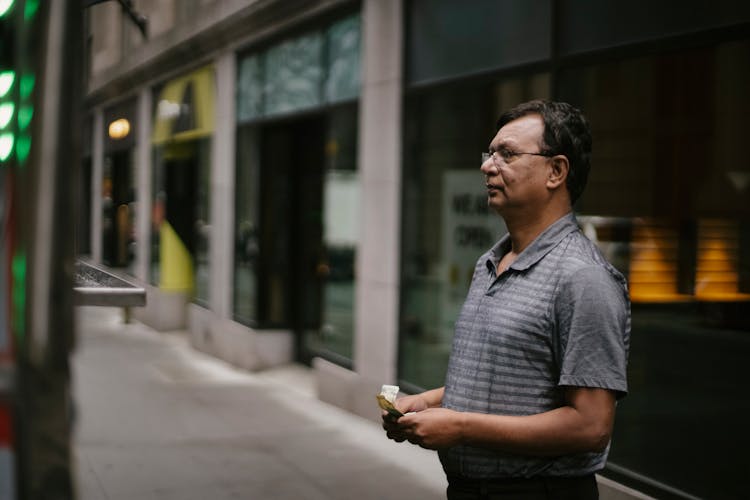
[395,387,444,412]
[394,386,616,455]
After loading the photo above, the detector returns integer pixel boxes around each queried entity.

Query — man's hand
[382,387,448,446]
[382,393,432,443]
[394,408,465,449]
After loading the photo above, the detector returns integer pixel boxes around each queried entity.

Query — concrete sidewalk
[72,306,447,500]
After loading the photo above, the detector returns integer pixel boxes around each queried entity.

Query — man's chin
[487,197,506,213]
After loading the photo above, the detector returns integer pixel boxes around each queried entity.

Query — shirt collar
[485,212,580,274]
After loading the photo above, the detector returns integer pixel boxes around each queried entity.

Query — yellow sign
[152,65,215,145]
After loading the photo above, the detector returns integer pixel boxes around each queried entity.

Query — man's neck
[504,206,572,255]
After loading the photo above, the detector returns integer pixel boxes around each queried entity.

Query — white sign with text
[440,170,506,342]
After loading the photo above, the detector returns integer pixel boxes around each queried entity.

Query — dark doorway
[101,150,133,268]
[257,114,326,360]
[163,150,198,259]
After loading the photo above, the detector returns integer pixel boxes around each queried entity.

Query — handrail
[73,260,146,307]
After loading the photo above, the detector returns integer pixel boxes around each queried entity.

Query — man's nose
[480,157,496,174]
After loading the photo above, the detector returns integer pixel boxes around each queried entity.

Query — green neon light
[24,0,38,21]
[0,102,13,129]
[12,251,26,340]
[20,74,34,100]
[15,133,29,163]
[0,133,14,161]
[0,0,14,19]
[0,72,15,98]
[18,104,32,130]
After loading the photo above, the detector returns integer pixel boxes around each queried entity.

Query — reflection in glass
[233,13,361,364]
[101,150,136,272]
[237,55,263,122]
[325,15,361,103]
[400,74,550,391]
[236,13,361,123]
[150,139,211,305]
[149,67,215,306]
[233,127,260,323]
[265,33,323,116]
[304,106,358,362]
[560,40,750,499]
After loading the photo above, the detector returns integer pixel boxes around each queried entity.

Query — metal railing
[73,260,146,307]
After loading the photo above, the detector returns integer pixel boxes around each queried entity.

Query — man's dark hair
[496,100,592,204]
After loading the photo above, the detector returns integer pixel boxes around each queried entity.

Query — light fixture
[0,132,14,161]
[0,102,14,128]
[0,71,15,98]
[108,118,130,140]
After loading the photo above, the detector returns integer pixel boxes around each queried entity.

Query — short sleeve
[554,265,630,398]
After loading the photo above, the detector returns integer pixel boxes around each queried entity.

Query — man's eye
[499,149,515,161]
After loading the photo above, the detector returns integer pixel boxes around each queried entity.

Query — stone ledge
[187,304,293,371]
[131,284,189,331]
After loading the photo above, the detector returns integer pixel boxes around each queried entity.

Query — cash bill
[377,384,404,418]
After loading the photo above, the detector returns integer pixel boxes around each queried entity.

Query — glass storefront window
[400,41,749,497]
[407,0,551,85]
[101,151,135,271]
[399,73,550,391]
[102,101,137,273]
[264,33,324,116]
[150,66,215,306]
[237,55,263,122]
[306,106,359,362]
[150,139,211,304]
[233,105,359,364]
[234,13,361,365]
[234,126,260,324]
[236,13,361,124]
[557,0,750,57]
[558,40,750,499]
[325,15,361,103]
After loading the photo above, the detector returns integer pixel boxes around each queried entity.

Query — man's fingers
[386,430,407,442]
[383,413,418,444]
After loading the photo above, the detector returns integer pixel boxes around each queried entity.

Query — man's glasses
[481,148,553,166]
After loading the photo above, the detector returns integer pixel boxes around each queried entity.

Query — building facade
[83,1,750,498]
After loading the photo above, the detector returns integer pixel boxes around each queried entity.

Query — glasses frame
[481,149,554,166]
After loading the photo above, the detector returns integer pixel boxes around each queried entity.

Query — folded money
[377,384,403,417]
[380,384,399,402]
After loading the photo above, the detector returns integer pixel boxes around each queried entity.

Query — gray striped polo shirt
[439,212,630,479]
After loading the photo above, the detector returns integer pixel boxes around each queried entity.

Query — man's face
[481,114,551,215]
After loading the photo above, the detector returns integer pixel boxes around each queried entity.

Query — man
[383,100,630,499]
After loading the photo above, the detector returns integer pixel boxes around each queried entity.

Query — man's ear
[547,155,569,190]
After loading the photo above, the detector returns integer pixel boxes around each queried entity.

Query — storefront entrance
[258,115,326,360]
[101,149,133,268]
[234,105,359,365]
[150,65,214,305]
[102,99,138,270]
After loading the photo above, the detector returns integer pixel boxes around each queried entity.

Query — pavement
[72,306,448,500]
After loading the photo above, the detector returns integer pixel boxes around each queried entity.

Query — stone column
[353,0,403,402]
[134,87,152,283]
[91,108,104,264]
[209,52,236,319]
